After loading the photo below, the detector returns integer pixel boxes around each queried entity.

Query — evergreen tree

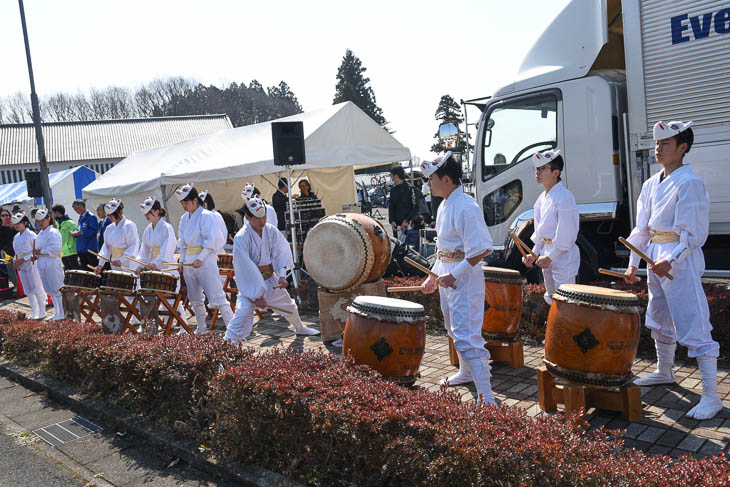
[431,94,467,153]
[333,49,388,129]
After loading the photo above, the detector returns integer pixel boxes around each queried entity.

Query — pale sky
[0,0,571,160]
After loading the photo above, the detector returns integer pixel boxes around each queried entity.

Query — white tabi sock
[288,312,319,336]
[634,340,676,386]
[193,304,208,334]
[50,294,64,320]
[686,355,724,420]
[27,293,40,319]
[461,349,496,405]
[440,349,474,386]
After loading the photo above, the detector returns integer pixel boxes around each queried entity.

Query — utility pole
[18,0,52,207]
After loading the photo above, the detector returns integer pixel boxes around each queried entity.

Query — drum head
[67,270,97,277]
[481,265,524,284]
[349,295,426,322]
[304,218,374,292]
[556,284,639,306]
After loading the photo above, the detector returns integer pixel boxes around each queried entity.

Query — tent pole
[285,164,299,289]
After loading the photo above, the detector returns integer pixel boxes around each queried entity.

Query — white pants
[542,243,580,304]
[434,260,488,357]
[225,275,303,343]
[37,256,64,299]
[645,242,719,358]
[17,260,44,295]
[183,258,233,329]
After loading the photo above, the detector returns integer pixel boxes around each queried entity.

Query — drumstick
[89,250,110,262]
[387,286,424,293]
[508,231,537,259]
[508,233,528,259]
[618,237,674,280]
[159,267,180,272]
[404,256,456,289]
[87,264,98,272]
[162,262,194,266]
[124,256,148,266]
[598,268,641,282]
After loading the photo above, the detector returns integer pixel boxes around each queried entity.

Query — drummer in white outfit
[241,184,278,230]
[225,195,319,344]
[95,199,139,273]
[31,209,65,320]
[625,120,723,420]
[522,149,580,305]
[199,190,228,254]
[420,152,496,405]
[135,197,187,330]
[175,184,234,334]
[11,213,46,319]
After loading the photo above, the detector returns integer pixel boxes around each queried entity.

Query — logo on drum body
[573,328,600,354]
[399,346,424,356]
[370,337,394,361]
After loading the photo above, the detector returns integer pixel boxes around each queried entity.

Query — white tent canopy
[0,166,98,213]
[83,102,410,233]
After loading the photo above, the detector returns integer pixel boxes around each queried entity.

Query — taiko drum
[481,266,525,340]
[343,296,426,386]
[217,253,233,271]
[544,284,640,387]
[303,213,391,293]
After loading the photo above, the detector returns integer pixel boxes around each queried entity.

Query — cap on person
[532,149,561,170]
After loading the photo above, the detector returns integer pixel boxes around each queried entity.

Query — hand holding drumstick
[404,256,456,290]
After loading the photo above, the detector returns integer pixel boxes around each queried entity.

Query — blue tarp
[0,166,97,206]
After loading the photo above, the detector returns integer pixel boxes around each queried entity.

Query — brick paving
[2,295,729,459]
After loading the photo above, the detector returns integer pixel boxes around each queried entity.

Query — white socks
[634,340,676,386]
[193,304,208,334]
[50,293,64,320]
[461,348,496,405]
[28,293,46,319]
[687,355,724,420]
[441,349,474,386]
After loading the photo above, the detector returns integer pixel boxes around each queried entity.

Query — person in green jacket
[52,204,79,270]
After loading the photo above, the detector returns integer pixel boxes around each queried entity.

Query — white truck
[458,0,730,279]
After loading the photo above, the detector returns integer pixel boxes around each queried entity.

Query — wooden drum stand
[137,289,192,335]
[60,286,102,323]
[448,336,524,369]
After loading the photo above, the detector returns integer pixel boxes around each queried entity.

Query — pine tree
[333,49,388,129]
[431,94,467,153]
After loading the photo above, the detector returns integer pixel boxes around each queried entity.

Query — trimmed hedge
[1,318,728,486]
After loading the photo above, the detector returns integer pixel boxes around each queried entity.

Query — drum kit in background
[61,268,191,335]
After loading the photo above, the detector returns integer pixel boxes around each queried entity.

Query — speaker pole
[285,164,299,289]
[18,0,52,207]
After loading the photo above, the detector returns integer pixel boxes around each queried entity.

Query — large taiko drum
[481,266,525,340]
[303,213,391,293]
[544,284,640,387]
[100,270,137,293]
[139,271,178,294]
[63,270,101,290]
[344,296,426,386]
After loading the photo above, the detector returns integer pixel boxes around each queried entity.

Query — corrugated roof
[0,114,232,166]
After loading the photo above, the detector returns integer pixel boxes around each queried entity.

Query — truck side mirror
[438,122,460,150]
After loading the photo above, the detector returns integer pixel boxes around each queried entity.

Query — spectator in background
[71,200,99,269]
[404,215,424,250]
[271,178,289,232]
[388,166,418,237]
[52,204,79,270]
[296,179,319,201]
[29,209,40,232]
[0,209,18,295]
[97,204,112,272]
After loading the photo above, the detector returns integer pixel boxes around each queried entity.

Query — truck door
[476,91,563,247]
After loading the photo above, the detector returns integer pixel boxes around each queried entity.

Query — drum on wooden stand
[343,296,426,386]
[100,270,137,293]
[63,270,101,290]
[139,271,178,294]
[304,213,391,293]
[217,253,233,272]
[481,266,525,340]
[544,284,640,387]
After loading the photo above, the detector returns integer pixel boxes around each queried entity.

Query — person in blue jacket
[71,200,100,269]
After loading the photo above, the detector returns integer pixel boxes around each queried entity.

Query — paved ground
[0,373,236,487]
[2,294,729,461]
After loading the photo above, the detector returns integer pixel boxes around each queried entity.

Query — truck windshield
[482,94,558,180]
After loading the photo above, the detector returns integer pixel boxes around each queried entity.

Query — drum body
[63,270,101,290]
[544,284,640,387]
[482,266,524,339]
[100,270,137,292]
[139,271,178,294]
[217,253,233,271]
[304,213,391,293]
[343,296,426,385]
